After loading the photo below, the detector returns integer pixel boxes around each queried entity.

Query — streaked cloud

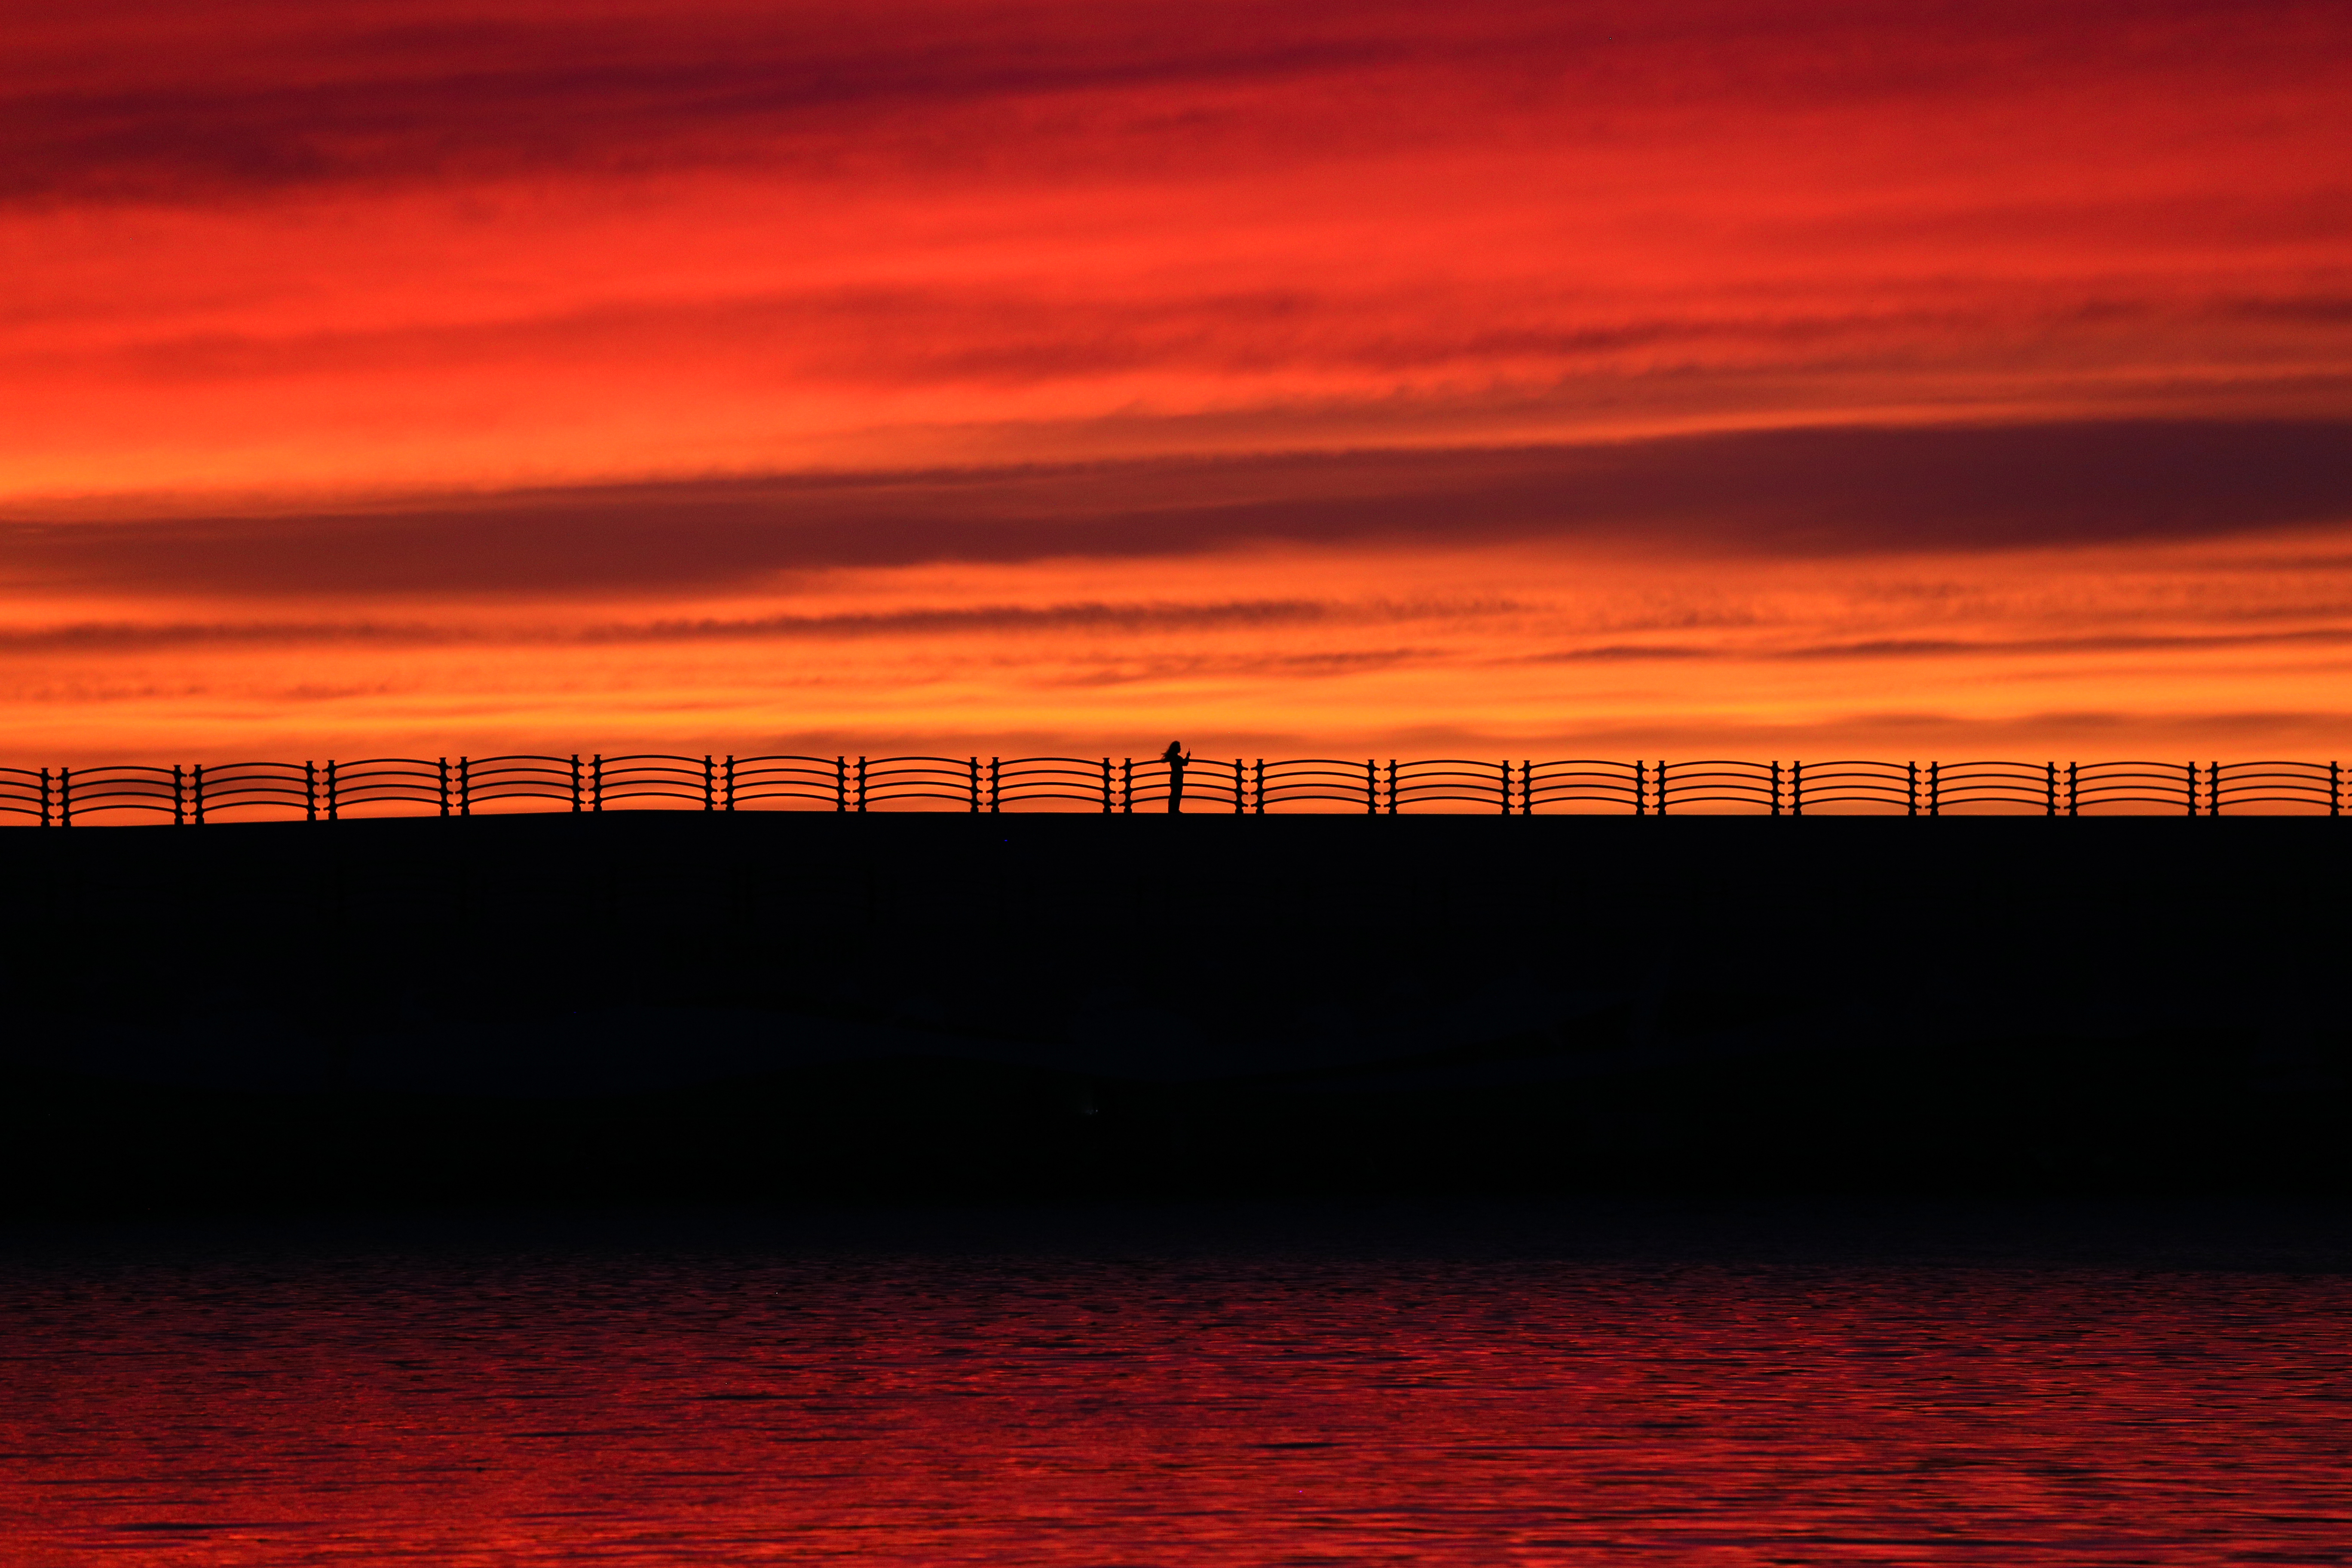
[6,421,2347,601]
[22,1,2318,205]
[0,595,1497,651]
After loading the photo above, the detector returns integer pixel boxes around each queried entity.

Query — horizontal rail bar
[7,754,2346,822]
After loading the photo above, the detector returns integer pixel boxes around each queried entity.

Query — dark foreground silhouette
[0,814,2343,1215]
[1161,741,1190,812]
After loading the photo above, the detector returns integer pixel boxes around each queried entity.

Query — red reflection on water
[2,1240,2347,1564]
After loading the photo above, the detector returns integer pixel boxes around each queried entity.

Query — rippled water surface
[3,1205,2347,1565]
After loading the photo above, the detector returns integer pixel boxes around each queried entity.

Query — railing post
[1928,760,1941,816]
[58,767,72,827]
[1792,760,1804,818]
[1366,759,1377,815]
[1122,758,1132,814]
[190,764,202,825]
[570,754,582,812]
[2184,760,2196,817]
[327,760,339,821]
[1253,759,1265,814]
[703,755,715,811]
[1101,758,1112,813]
[2332,760,2341,818]
[835,756,846,812]
[38,769,51,827]
[1521,760,1533,815]
[856,756,868,813]
[1656,760,1668,815]
[2067,761,2079,817]
[2044,761,2056,817]
[1632,760,1645,816]
[1387,759,1400,815]
[438,758,450,817]
[172,764,186,826]
[1498,760,1509,815]
[305,760,318,822]
[1770,761,1781,816]
[989,757,1001,814]
[593,754,605,812]
[1235,759,1245,814]
[724,755,736,811]
[969,757,980,812]
[1907,760,1917,817]
[459,756,472,817]
[2208,761,2221,817]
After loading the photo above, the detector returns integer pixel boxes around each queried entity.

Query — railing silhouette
[0,754,2343,823]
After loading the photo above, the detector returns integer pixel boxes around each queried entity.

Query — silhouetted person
[1162,741,1190,813]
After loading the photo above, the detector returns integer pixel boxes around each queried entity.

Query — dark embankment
[0,812,2343,1214]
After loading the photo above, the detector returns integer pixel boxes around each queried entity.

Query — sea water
[2,1204,2346,1565]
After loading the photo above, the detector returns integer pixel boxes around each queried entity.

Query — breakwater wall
[1,811,2345,1213]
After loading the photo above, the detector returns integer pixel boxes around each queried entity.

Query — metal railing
[1,754,2343,823]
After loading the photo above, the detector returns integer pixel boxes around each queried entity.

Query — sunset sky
[5,0,2349,764]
